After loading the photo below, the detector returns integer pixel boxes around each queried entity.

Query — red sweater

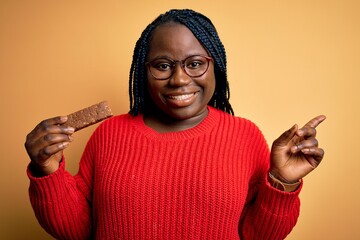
[28,107,301,240]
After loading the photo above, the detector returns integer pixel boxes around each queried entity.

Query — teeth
[168,93,194,101]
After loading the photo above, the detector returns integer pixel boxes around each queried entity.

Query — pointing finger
[304,115,326,129]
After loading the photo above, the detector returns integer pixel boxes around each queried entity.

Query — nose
[169,63,191,87]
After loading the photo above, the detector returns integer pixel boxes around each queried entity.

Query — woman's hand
[25,116,75,176]
[270,115,326,184]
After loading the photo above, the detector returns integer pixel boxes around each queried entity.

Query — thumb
[273,124,298,147]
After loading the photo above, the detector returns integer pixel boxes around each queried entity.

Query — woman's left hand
[270,115,326,183]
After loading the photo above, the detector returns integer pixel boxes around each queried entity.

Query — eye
[156,63,172,71]
[185,56,207,69]
[187,60,203,69]
[150,59,173,71]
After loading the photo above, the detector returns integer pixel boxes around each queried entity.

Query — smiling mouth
[166,93,196,101]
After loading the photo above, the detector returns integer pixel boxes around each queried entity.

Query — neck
[143,108,209,133]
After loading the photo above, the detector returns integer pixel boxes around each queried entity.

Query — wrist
[30,160,60,177]
[268,172,301,192]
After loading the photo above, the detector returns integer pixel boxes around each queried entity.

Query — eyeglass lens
[148,55,211,80]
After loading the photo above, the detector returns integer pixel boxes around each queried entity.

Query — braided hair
[129,9,234,115]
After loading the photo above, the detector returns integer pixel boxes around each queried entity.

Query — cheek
[146,71,156,94]
[146,82,156,99]
[146,79,164,101]
[207,64,216,83]
[204,71,216,97]
[207,78,216,100]
[195,77,215,105]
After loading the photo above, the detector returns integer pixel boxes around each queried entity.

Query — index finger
[35,116,68,129]
[30,116,71,135]
[26,115,73,146]
[304,115,326,128]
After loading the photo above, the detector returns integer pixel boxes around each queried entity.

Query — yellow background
[1,1,359,239]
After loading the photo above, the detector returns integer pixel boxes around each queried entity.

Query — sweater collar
[132,106,221,140]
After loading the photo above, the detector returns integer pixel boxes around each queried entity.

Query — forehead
[148,23,208,59]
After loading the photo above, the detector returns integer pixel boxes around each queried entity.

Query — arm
[239,173,301,239]
[25,116,94,239]
[28,159,93,240]
[239,115,325,239]
[238,145,301,240]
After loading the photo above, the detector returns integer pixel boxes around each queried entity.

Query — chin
[165,106,208,121]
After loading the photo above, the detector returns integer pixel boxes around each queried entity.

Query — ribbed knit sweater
[28,107,301,240]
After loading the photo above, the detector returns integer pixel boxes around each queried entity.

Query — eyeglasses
[146,55,213,80]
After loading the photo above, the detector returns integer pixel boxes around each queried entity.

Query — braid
[129,9,234,115]
[129,24,157,115]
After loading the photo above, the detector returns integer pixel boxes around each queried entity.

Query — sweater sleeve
[239,175,301,239]
[238,122,301,240]
[27,131,98,240]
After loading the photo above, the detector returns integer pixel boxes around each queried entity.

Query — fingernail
[68,136,74,142]
[291,145,298,152]
[301,148,310,153]
[66,127,75,134]
[60,116,68,122]
[60,142,70,149]
[297,130,304,136]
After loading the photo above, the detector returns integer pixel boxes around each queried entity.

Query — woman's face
[146,23,215,121]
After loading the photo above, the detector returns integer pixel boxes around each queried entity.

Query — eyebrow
[148,53,210,62]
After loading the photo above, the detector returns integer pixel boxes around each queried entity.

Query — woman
[25,9,325,239]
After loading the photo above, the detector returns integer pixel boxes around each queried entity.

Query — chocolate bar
[64,101,113,131]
